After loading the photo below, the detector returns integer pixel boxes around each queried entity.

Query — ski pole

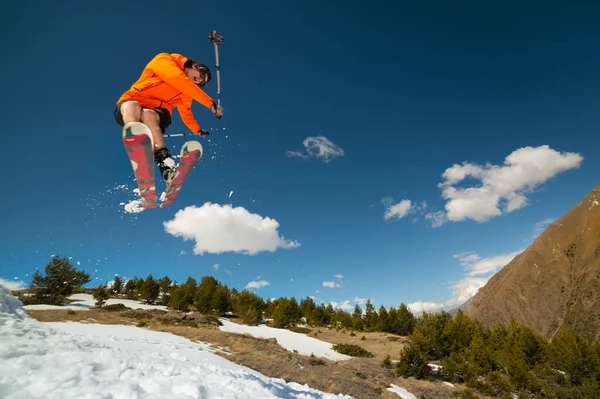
[208,30,224,116]
[163,133,192,137]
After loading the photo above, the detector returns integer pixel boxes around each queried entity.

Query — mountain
[448,296,473,316]
[465,183,600,342]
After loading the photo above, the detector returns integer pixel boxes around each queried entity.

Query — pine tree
[30,255,91,305]
[233,290,265,324]
[157,276,173,306]
[395,330,431,379]
[413,310,451,359]
[299,296,317,324]
[93,284,110,307]
[396,303,416,336]
[124,278,138,299]
[364,299,378,330]
[169,277,196,311]
[212,284,232,315]
[352,304,364,331]
[194,276,220,313]
[111,276,124,295]
[140,274,160,304]
[443,309,477,353]
[548,325,600,386]
[378,305,390,332]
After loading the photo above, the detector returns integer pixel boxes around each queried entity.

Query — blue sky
[1,1,599,313]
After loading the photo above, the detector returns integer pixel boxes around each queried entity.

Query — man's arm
[149,53,215,109]
[177,101,202,134]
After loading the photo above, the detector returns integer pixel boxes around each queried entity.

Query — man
[114,52,224,183]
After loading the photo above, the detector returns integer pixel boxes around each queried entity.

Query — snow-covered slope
[0,284,352,399]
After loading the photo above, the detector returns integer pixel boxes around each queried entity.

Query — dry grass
[26,308,479,399]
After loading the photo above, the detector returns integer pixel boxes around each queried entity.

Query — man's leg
[120,101,142,124]
[141,108,175,183]
[140,108,166,150]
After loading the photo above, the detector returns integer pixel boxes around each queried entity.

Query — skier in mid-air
[114,52,224,183]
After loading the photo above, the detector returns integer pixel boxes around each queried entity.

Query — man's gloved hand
[210,103,224,119]
[198,128,210,137]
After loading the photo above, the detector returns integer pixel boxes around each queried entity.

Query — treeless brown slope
[465,183,600,342]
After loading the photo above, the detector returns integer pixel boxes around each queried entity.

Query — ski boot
[154,147,176,185]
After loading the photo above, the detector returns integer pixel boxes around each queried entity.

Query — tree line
[22,255,600,397]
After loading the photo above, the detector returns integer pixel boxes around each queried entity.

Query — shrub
[381,354,392,368]
[101,303,128,312]
[332,343,373,358]
[137,320,147,327]
[308,354,325,366]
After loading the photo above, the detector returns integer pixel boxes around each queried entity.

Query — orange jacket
[117,53,215,134]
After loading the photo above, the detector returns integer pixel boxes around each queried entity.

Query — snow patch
[219,318,351,361]
[387,384,417,399]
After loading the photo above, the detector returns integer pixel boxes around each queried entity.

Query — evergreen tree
[299,296,317,324]
[140,274,160,304]
[157,276,173,306]
[93,284,110,307]
[212,284,232,315]
[395,330,431,379]
[232,290,265,324]
[124,278,138,299]
[194,276,220,313]
[352,304,364,331]
[111,276,124,295]
[272,297,302,328]
[548,325,600,386]
[169,277,196,311]
[311,305,328,326]
[396,303,416,336]
[30,255,91,305]
[364,299,378,330]
[378,305,390,332]
[413,310,452,359]
[443,309,477,354]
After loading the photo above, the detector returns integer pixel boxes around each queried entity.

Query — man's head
[184,59,211,87]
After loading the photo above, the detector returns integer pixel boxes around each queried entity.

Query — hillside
[465,183,600,342]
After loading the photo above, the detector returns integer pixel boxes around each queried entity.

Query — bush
[332,343,373,358]
[29,255,91,305]
[308,354,325,366]
[101,303,128,312]
[381,354,392,368]
[137,320,148,327]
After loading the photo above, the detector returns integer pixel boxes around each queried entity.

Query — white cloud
[323,281,341,288]
[534,217,555,236]
[353,297,367,305]
[163,203,300,255]
[408,249,522,314]
[0,278,26,291]
[286,136,344,163]
[431,145,582,225]
[212,264,220,271]
[333,274,343,279]
[245,280,269,289]
[454,250,523,276]
[382,198,414,220]
[285,151,307,160]
[330,300,353,310]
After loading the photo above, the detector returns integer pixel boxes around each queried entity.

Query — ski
[122,122,158,209]
[160,140,203,208]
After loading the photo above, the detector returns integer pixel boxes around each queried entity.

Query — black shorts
[113,101,172,133]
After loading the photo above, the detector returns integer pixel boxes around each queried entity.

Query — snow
[219,318,351,361]
[387,384,418,399]
[123,199,144,213]
[0,284,353,399]
[23,293,168,311]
